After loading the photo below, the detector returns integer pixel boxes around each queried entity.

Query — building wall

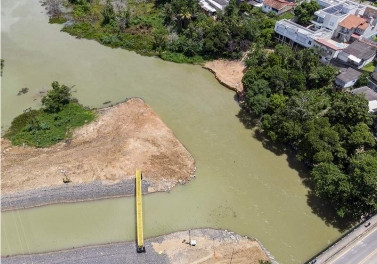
[274,22,316,48]
[335,78,357,88]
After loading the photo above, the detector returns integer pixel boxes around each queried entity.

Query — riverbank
[203,60,246,94]
[1,98,195,209]
[1,229,274,264]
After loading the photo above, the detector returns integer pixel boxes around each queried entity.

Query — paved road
[330,225,377,264]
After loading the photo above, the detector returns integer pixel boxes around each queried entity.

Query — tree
[354,72,369,88]
[297,117,345,165]
[349,151,377,216]
[294,1,320,26]
[307,65,337,89]
[348,123,376,152]
[312,163,352,218]
[246,79,271,116]
[102,0,115,25]
[41,81,71,113]
[327,93,372,128]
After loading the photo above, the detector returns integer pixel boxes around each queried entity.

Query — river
[1,0,342,263]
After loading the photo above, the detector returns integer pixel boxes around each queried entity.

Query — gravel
[1,239,168,264]
[1,229,275,264]
[1,179,150,211]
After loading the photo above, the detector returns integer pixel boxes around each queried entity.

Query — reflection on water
[1,0,342,263]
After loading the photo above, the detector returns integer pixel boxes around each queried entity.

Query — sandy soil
[1,98,195,196]
[204,60,246,93]
[152,229,271,264]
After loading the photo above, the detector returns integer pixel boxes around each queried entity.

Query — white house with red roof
[262,0,296,15]
[314,38,348,63]
[334,14,373,42]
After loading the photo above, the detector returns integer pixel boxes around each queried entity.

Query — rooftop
[350,86,377,101]
[263,0,296,10]
[316,38,348,50]
[317,1,364,17]
[341,40,377,60]
[363,6,377,19]
[338,14,369,30]
[336,67,362,82]
[276,19,332,39]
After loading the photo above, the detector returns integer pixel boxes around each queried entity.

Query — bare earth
[152,229,271,264]
[204,60,246,93]
[1,98,195,196]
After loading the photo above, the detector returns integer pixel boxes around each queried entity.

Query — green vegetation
[52,0,285,63]
[294,1,320,26]
[5,82,95,147]
[49,16,68,24]
[355,72,370,88]
[361,62,375,73]
[242,44,377,219]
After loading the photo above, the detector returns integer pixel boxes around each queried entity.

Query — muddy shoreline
[1,229,276,264]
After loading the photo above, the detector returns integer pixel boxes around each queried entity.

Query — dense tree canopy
[294,1,320,26]
[242,44,376,219]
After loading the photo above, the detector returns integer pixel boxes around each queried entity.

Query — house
[275,19,332,48]
[350,86,377,112]
[312,1,365,31]
[334,14,370,42]
[198,0,229,14]
[262,0,296,15]
[363,6,377,22]
[337,39,377,68]
[335,67,362,87]
[314,38,348,63]
[315,0,343,9]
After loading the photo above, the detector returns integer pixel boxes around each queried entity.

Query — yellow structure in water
[136,169,145,253]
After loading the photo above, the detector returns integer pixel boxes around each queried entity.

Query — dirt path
[204,60,246,93]
[1,98,195,196]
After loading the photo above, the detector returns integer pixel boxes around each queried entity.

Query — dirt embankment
[1,229,274,264]
[1,98,195,198]
[204,60,246,94]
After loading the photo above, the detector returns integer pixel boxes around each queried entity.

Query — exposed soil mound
[1,98,195,195]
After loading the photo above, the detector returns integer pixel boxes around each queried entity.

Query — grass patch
[362,62,375,73]
[49,17,68,24]
[279,12,295,20]
[4,103,95,147]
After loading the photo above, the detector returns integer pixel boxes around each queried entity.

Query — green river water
[1,0,342,263]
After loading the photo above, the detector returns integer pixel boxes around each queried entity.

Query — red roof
[338,14,369,30]
[315,38,342,50]
[263,0,296,10]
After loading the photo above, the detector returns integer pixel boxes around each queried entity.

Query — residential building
[198,0,229,14]
[275,19,332,48]
[314,38,348,63]
[315,0,343,9]
[312,1,365,31]
[334,14,370,42]
[335,67,362,87]
[337,39,377,68]
[262,0,296,15]
[350,86,377,112]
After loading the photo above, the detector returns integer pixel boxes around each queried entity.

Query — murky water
[1,0,342,263]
